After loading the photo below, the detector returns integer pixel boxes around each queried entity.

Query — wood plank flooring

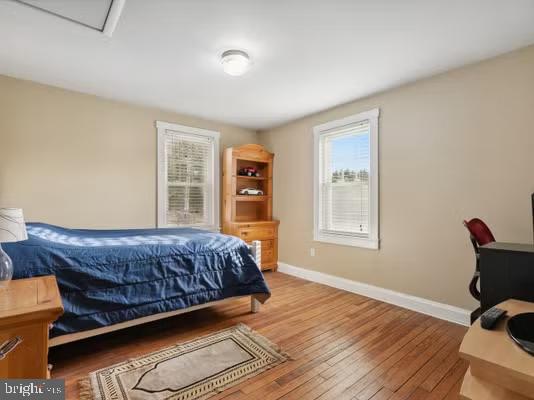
[50,272,468,399]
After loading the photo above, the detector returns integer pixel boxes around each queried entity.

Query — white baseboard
[277,262,470,326]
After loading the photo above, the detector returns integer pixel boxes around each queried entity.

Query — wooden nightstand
[0,276,63,378]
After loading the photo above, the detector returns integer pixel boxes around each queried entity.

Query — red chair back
[463,217,495,314]
[463,218,496,247]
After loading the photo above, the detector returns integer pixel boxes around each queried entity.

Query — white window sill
[314,232,380,249]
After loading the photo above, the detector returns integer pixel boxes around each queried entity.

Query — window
[157,121,220,230]
[313,108,379,249]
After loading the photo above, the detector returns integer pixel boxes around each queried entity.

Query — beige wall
[0,75,258,228]
[259,45,534,309]
[2,45,534,309]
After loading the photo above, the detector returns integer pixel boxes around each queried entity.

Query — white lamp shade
[0,208,28,243]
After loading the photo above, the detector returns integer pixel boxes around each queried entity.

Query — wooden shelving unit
[222,144,279,271]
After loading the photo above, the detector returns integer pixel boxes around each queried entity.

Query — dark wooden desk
[479,242,534,313]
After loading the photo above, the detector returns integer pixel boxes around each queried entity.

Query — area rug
[79,324,289,400]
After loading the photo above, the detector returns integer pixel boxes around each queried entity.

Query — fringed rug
[79,324,289,400]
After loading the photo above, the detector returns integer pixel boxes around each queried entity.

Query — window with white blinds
[313,109,379,249]
[156,121,220,230]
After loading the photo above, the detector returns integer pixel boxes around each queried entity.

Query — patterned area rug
[79,324,289,400]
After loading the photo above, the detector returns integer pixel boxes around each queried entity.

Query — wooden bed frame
[49,240,265,347]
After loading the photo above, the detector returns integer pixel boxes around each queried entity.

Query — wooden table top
[0,276,63,327]
[459,299,534,389]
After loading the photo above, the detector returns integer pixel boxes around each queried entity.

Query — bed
[3,223,270,346]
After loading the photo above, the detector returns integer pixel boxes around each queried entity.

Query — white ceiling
[15,0,113,30]
[1,0,534,130]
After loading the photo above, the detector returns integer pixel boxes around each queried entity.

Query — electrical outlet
[310,248,316,257]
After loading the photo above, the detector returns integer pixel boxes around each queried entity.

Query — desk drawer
[0,323,49,378]
[262,249,274,264]
[238,227,275,241]
[261,240,274,251]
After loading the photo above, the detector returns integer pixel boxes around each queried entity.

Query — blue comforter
[3,223,270,338]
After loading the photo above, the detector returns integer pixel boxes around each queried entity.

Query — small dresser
[225,220,279,271]
[222,144,279,271]
[0,276,63,378]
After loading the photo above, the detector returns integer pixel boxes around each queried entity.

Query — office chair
[463,218,496,323]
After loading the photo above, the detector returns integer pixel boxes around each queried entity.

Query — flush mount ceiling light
[221,50,251,76]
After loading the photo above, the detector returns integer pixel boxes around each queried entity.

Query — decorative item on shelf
[238,167,260,177]
[239,188,264,196]
[0,208,28,285]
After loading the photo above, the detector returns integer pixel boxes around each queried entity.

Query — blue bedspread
[3,223,270,338]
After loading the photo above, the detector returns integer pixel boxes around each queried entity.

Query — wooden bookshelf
[222,144,279,271]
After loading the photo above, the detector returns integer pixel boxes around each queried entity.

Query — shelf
[235,175,267,181]
[235,157,269,164]
[232,219,279,225]
[460,368,527,400]
[234,195,270,202]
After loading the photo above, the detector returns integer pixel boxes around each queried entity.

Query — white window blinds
[318,121,370,236]
[314,109,379,249]
[157,122,220,230]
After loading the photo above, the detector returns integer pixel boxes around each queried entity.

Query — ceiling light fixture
[221,50,251,76]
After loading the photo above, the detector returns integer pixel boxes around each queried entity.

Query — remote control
[480,307,507,330]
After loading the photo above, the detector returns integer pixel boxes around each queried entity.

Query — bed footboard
[251,297,261,313]
[248,240,261,268]
[248,240,262,313]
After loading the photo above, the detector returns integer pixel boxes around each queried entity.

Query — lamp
[0,208,28,284]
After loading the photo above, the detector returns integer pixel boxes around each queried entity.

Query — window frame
[156,121,220,231]
[313,108,380,249]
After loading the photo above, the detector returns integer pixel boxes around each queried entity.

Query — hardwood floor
[50,272,468,399]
